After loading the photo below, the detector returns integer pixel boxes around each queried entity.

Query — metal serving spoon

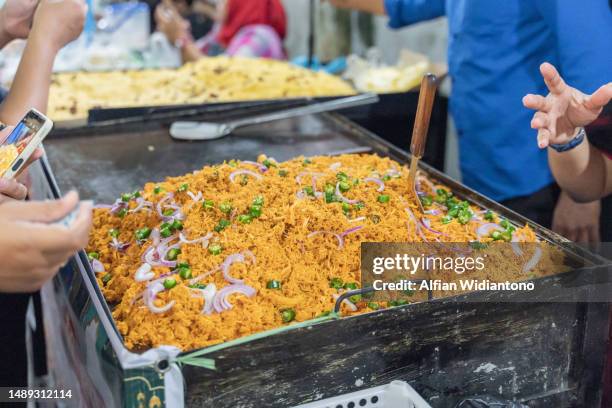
[169,93,379,141]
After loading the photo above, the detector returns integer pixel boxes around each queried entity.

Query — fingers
[540,62,568,95]
[531,112,549,129]
[2,190,79,222]
[0,178,27,200]
[584,82,612,111]
[523,94,550,112]
[536,128,551,149]
[588,225,601,244]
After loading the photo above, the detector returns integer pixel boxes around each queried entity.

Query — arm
[0,0,86,124]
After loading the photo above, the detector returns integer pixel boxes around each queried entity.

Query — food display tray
[30,112,612,407]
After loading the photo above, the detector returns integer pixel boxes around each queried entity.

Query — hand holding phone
[0,108,53,179]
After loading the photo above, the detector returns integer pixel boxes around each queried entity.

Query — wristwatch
[549,127,586,153]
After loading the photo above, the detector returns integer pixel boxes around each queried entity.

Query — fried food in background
[47,56,356,121]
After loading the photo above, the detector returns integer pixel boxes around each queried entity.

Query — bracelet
[549,127,586,153]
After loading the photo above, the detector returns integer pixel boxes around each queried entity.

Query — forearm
[0,34,57,123]
[548,140,609,202]
[332,0,386,15]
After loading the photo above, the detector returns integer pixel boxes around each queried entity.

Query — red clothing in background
[218,0,287,47]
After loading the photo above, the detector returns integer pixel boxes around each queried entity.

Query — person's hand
[30,0,87,52]
[0,191,92,293]
[523,62,612,149]
[552,191,600,243]
[155,1,191,44]
[0,178,27,203]
[0,0,38,40]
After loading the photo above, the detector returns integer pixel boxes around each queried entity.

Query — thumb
[1,190,79,223]
[584,83,612,111]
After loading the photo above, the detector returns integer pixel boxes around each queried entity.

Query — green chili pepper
[88,252,100,260]
[108,229,120,238]
[338,181,351,192]
[121,193,132,203]
[153,186,163,194]
[303,186,315,196]
[160,227,173,238]
[441,215,453,224]
[116,208,128,218]
[419,195,433,207]
[500,219,511,229]
[491,230,502,241]
[238,214,252,224]
[349,294,362,303]
[249,205,262,218]
[202,199,214,210]
[354,202,365,210]
[163,278,177,289]
[457,209,472,225]
[189,283,207,290]
[484,210,494,221]
[263,159,276,168]
[214,219,231,233]
[102,273,112,284]
[329,277,343,289]
[281,308,296,323]
[166,248,181,261]
[377,194,390,203]
[344,282,358,290]
[278,169,288,177]
[470,242,488,250]
[266,280,282,289]
[171,220,184,231]
[219,202,233,214]
[253,196,264,206]
[162,208,175,217]
[208,243,223,255]
[367,302,380,310]
[135,227,152,241]
[302,158,312,165]
[178,265,192,279]
[341,202,351,214]
[500,230,513,242]
[336,172,349,182]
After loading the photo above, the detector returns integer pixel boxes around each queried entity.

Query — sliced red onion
[221,251,256,284]
[129,197,153,213]
[229,169,262,183]
[110,238,130,252]
[364,177,385,192]
[212,284,257,313]
[110,199,128,214]
[202,283,217,315]
[143,246,167,267]
[416,175,436,194]
[523,246,542,273]
[476,223,503,238]
[420,218,444,235]
[188,265,220,285]
[187,191,203,202]
[385,167,401,178]
[151,228,160,246]
[158,243,180,268]
[144,281,175,314]
[91,259,105,273]
[340,226,363,237]
[179,232,212,247]
[349,216,366,223]
[335,182,359,204]
[135,263,154,282]
[511,242,523,256]
[424,209,442,216]
[156,193,175,218]
[241,161,268,172]
[329,162,342,171]
[405,207,428,242]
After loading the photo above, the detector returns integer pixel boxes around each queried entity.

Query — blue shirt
[385,0,612,201]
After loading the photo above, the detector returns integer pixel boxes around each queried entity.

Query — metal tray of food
[32,112,612,407]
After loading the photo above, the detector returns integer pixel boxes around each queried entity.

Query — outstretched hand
[523,62,612,149]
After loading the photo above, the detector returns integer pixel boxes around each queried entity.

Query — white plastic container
[293,380,432,408]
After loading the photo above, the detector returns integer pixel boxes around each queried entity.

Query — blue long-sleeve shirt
[385,0,612,201]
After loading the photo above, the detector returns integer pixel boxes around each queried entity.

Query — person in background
[523,63,612,204]
[155,0,287,63]
[327,0,612,243]
[0,0,91,389]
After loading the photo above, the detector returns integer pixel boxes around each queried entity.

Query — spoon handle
[227,93,379,129]
[410,74,438,159]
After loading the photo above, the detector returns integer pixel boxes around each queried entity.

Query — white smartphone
[0,108,53,179]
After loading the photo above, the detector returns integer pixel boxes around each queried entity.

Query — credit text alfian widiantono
[373,279,535,291]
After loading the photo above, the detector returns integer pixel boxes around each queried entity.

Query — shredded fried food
[88,154,558,352]
[47,57,355,121]
[0,144,18,176]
